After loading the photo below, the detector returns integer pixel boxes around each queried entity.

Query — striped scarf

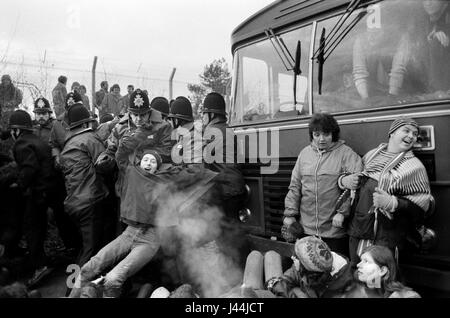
[356,144,432,259]
[363,143,432,212]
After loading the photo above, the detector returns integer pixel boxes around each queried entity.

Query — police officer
[168,96,203,165]
[201,92,249,269]
[201,92,246,217]
[97,89,173,193]
[32,97,53,144]
[150,97,170,123]
[32,96,82,259]
[49,91,83,170]
[9,110,56,286]
[60,103,108,266]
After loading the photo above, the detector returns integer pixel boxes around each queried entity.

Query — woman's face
[389,124,418,153]
[140,154,158,174]
[357,252,387,288]
[423,0,447,17]
[312,131,333,150]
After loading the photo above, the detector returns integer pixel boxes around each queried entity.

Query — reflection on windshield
[314,0,450,113]
[232,25,312,125]
[232,0,450,125]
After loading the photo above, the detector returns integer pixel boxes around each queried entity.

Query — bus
[230,0,450,297]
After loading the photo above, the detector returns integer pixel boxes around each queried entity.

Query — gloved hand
[281,217,304,243]
[53,155,63,171]
[341,173,361,190]
[332,213,345,228]
[373,187,397,212]
[95,154,116,173]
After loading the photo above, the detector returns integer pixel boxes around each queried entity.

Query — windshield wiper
[293,40,302,107]
[312,0,363,60]
[265,28,295,71]
[323,10,367,61]
[313,0,365,95]
[317,28,326,95]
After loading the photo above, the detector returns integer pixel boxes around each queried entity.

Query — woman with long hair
[344,245,420,298]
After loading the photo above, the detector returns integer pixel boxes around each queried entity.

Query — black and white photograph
[0,0,449,307]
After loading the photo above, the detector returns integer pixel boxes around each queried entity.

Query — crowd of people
[0,71,434,298]
[0,74,248,298]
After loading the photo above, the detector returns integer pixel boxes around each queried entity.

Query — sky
[0,0,274,108]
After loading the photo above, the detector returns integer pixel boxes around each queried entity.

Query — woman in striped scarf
[340,117,432,265]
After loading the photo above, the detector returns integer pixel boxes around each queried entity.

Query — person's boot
[103,285,122,298]
[27,266,54,288]
[80,283,103,298]
[0,266,11,286]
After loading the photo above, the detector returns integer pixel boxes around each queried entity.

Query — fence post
[91,56,98,113]
[169,67,176,100]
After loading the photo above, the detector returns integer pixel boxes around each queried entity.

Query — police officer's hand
[95,154,115,173]
[53,155,63,171]
[332,213,345,228]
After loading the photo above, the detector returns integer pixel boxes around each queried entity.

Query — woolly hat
[33,97,52,114]
[294,236,333,273]
[139,149,162,169]
[388,117,419,137]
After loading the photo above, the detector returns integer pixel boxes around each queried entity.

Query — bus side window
[389,1,450,98]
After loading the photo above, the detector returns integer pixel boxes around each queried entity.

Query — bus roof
[231,0,352,53]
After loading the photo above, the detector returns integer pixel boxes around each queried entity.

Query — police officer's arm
[153,123,174,163]
[13,141,39,190]
[86,135,107,166]
[115,129,147,170]
[49,123,62,162]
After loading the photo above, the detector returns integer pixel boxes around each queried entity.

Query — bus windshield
[231,0,450,125]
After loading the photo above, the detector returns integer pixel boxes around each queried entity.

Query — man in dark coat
[8,110,57,286]
[200,92,248,270]
[201,92,246,218]
[51,75,67,117]
[49,91,83,170]
[32,97,82,257]
[60,103,109,266]
[0,75,23,156]
[32,97,54,145]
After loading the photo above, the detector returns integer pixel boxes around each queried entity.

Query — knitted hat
[33,97,52,114]
[139,149,162,169]
[388,117,419,137]
[294,236,333,273]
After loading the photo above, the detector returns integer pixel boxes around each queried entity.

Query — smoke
[153,167,245,297]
